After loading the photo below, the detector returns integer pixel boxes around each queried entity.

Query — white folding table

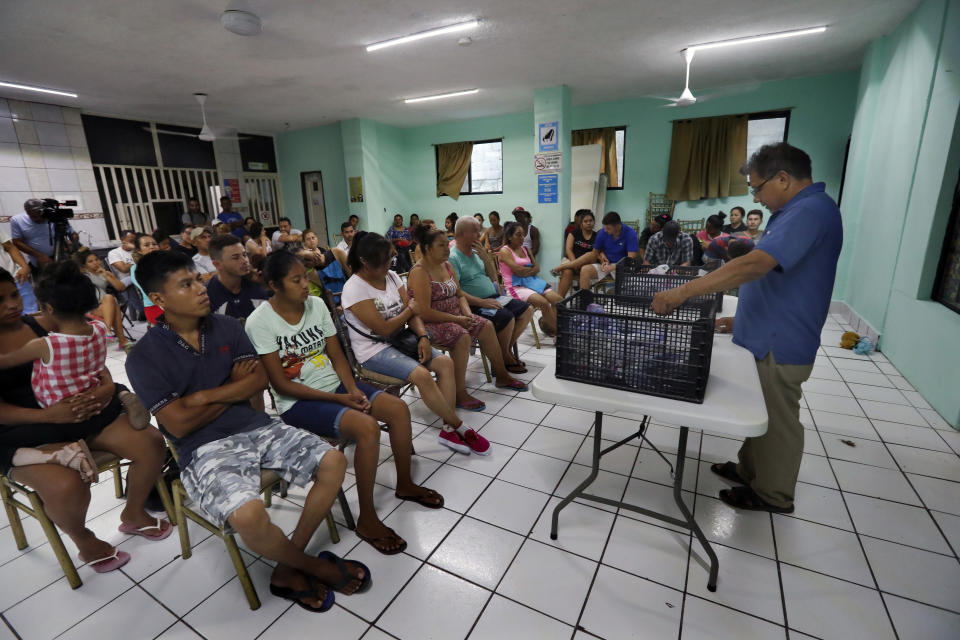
[530,296,766,591]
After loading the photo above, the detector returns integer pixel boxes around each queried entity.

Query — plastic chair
[164,439,341,610]
[0,450,176,590]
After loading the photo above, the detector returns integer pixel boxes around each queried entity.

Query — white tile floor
[1,312,958,639]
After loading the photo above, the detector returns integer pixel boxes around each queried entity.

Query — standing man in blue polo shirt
[652,143,842,514]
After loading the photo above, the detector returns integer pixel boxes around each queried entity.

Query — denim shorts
[280,381,382,438]
[361,344,439,381]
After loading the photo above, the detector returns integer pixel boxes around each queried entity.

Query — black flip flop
[710,461,747,485]
[395,488,444,509]
[269,574,335,612]
[318,550,373,593]
[719,486,794,514]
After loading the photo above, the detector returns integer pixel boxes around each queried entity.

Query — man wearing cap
[10,198,79,268]
[652,143,843,515]
[644,220,694,266]
[190,227,217,282]
[639,213,671,262]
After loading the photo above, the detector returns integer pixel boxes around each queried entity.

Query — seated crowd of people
[0,196,763,611]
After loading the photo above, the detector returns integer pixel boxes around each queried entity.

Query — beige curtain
[572,127,619,187]
[436,141,474,199]
[665,115,748,201]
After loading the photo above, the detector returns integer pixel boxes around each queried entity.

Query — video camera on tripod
[40,198,77,262]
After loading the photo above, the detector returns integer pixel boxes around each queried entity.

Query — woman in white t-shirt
[341,232,486,456]
[246,251,443,555]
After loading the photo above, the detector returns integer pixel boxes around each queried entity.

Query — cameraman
[10,199,79,268]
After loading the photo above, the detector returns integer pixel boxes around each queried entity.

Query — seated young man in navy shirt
[555,211,639,287]
[206,234,270,322]
[125,250,369,612]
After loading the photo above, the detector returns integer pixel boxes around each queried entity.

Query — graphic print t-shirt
[244,296,341,414]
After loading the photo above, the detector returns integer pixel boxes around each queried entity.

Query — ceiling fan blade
[643,94,683,102]
[155,129,200,138]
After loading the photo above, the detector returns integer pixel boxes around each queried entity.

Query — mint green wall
[838,0,960,427]
[275,122,347,244]
[393,111,535,223]
[571,72,858,230]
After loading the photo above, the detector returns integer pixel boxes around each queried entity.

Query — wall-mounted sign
[534,152,562,174]
[248,161,270,171]
[349,176,364,203]
[538,121,559,152]
[537,173,558,204]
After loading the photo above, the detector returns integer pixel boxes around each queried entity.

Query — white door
[570,144,603,220]
[302,172,329,245]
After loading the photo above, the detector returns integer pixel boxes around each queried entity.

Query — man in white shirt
[107,230,137,284]
[0,228,37,313]
[271,217,302,251]
[190,227,217,282]
[336,221,355,252]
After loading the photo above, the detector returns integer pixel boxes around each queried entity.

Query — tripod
[50,220,75,262]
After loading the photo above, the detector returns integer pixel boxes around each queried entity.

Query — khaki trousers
[735,352,814,508]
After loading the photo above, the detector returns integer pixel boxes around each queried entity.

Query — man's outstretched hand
[651,288,687,316]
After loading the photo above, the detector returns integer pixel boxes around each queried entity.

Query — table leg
[551,410,603,540]
[673,427,719,591]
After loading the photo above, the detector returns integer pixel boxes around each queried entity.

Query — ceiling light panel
[367,20,479,52]
[0,81,78,98]
[689,26,826,52]
[405,89,479,104]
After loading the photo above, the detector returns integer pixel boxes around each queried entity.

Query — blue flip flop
[318,550,373,594]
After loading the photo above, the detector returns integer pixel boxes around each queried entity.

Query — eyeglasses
[750,174,776,196]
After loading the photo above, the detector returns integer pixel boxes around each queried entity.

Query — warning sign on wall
[534,152,562,174]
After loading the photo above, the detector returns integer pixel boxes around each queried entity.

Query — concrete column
[340,118,389,233]
[532,86,572,275]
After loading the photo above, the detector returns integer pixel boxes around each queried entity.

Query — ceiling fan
[648,49,758,108]
[148,93,248,141]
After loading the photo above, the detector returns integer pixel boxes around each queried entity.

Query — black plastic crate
[556,290,716,403]
[615,258,723,313]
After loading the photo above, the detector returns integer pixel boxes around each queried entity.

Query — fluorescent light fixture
[367,20,480,52]
[0,81,78,98]
[689,26,826,52]
[405,89,479,104]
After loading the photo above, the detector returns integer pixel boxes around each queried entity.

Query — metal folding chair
[0,450,176,590]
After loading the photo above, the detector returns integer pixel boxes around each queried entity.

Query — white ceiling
[0,0,920,133]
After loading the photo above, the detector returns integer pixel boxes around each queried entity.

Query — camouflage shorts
[180,419,334,527]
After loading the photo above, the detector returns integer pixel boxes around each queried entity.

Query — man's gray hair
[454,215,481,237]
[24,198,43,211]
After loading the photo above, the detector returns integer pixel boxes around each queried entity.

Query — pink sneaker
[459,428,491,456]
[438,428,471,455]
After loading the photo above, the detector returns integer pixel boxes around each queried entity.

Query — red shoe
[459,428,491,456]
[438,428,471,455]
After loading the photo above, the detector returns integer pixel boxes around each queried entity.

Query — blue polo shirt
[594,224,639,263]
[125,313,271,467]
[734,183,843,365]
[10,213,75,265]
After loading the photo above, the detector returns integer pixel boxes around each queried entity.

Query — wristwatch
[417,335,429,341]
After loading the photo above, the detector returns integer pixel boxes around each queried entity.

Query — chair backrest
[648,192,677,216]
[623,220,641,234]
[485,252,506,295]
[679,218,705,234]
[323,289,362,374]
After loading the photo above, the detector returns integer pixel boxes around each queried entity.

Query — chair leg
[480,349,492,383]
[26,490,82,589]
[0,480,28,550]
[263,484,273,508]
[172,481,192,559]
[279,480,288,499]
[154,477,177,526]
[111,461,124,499]
[325,512,340,544]
[530,320,541,349]
[224,533,261,610]
[337,488,355,531]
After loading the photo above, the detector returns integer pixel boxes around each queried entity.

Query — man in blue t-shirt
[652,143,842,515]
[126,250,369,610]
[216,196,243,227]
[555,211,639,289]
